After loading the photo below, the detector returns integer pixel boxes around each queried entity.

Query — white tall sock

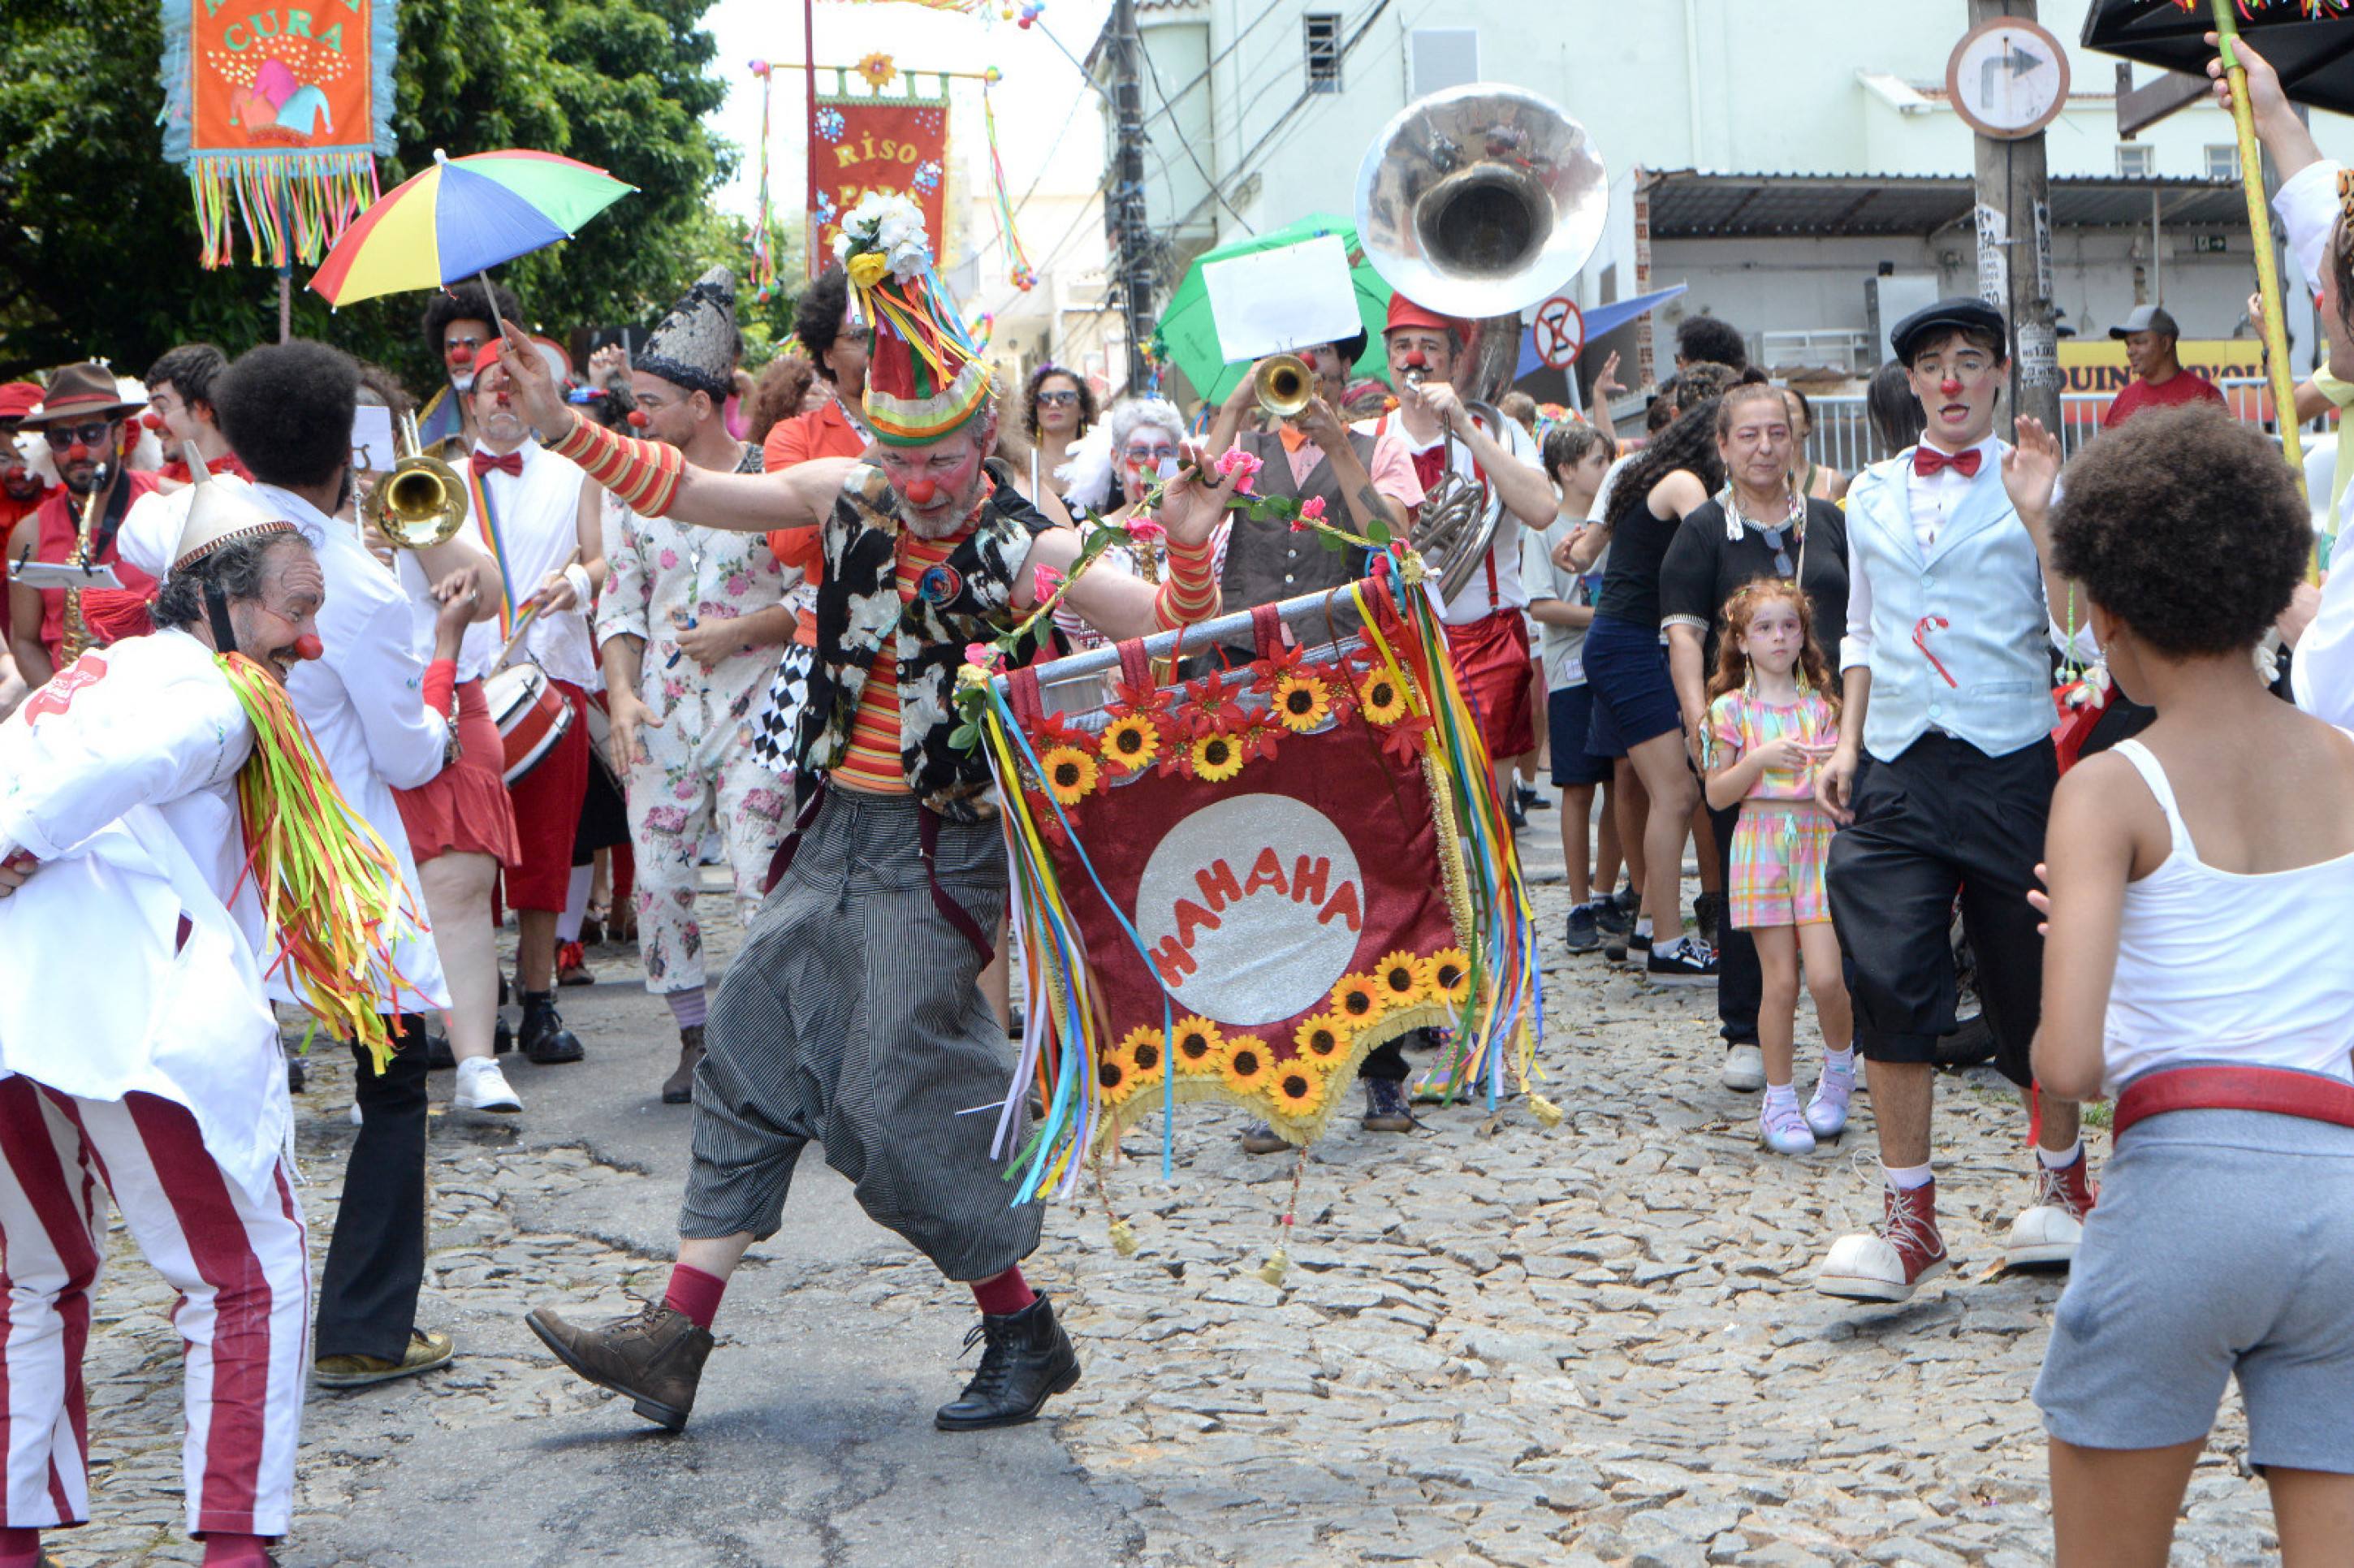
[2037,1139,2084,1170]
[557,864,594,943]
[1883,1161,1933,1190]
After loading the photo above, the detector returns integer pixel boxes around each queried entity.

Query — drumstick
[490,547,583,673]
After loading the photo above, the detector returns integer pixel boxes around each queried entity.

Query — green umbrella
[1153,214,1393,411]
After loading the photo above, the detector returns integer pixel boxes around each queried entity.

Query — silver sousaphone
[1354,84,1608,600]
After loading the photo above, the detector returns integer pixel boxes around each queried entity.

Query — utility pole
[1106,0,1153,392]
[1967,0,2062,440]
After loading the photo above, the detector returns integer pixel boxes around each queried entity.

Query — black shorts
[1548,685,1613,786]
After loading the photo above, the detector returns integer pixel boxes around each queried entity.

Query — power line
[1138,24,1255,238]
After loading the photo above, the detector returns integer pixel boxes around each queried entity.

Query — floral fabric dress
[595,447,795,996]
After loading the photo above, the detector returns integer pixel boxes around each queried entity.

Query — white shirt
[0,629,291,1201]
[2099,738,2354,1097]
[396,551,501,682]
[1393,413,1540,624]
[469,440,597,688]
[1842,437,2095,673]
[2274,160,2354,727]
[256,483,450,1015]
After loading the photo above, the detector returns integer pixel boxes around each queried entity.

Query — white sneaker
[2004,1154,2093,1269]
[1759,1096,1816,1155]
[453,1057,524,1114]
[1805,1057,1855,1137]
[1721,1043,1765,1092]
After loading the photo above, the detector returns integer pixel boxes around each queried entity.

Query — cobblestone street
[41,823,2279,1567]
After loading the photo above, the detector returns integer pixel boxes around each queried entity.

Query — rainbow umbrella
[309,149,635,309]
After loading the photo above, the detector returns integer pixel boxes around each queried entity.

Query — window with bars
[1304,13,1342,93]
[2205,144,2237,182]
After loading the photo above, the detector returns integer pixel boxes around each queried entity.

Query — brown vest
[1211,428,1375,656]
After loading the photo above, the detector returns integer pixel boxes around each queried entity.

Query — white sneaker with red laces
[2006,1151,2095,1269]
[1816,1178,1950,1302]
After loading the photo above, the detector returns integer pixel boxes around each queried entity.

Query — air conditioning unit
[1864,274,1941,363]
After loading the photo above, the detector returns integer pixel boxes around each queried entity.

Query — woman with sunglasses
[1049,395,1184,651]
[1657,380,1849,1095]
[1021,363,1097,503]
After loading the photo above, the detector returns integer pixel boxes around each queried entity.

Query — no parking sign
[1534,295,1585,370]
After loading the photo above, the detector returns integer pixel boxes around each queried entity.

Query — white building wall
[1124,0,2353,384]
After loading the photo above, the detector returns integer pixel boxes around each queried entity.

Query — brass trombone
[362,413,466,549]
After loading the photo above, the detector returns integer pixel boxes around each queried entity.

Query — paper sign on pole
[1204,235,1363,365]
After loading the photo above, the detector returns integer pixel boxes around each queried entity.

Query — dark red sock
[663,1263,727,1330]
[970,1265,1037,1317]
[0,1527,39,1568]
[200,1533,273,1566]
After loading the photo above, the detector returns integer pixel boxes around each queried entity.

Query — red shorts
[393,680,524,869]
[1445,609,1536,762]
[502,678,590,911]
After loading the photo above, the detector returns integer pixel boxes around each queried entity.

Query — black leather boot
[525,1301,713,1431]
[934,1293,1080,1432]
[661,1025,704,1105]
[518,992,584,1065]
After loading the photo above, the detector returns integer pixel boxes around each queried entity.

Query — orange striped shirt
[831,527,970,793]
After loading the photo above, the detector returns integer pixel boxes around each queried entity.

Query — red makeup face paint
[447,342,476,368]
[1941,378,1962,397]
[64,443,89,464]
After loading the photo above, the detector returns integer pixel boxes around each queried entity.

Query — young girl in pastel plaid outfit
[1703,580,1855,1155]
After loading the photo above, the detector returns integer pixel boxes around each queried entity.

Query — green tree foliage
[0,0,745,390]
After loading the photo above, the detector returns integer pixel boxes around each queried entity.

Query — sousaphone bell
[1354,84,1607,600]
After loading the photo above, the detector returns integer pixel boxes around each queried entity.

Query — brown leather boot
[525,1300,714,1430]
[662,1025,705,1105]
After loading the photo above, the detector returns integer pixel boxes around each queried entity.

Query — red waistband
[2112,1064,2354,1140]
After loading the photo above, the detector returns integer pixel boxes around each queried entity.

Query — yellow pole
[2214,1,2320,581]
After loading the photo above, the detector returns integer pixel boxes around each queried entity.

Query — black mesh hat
[636,267,740,401]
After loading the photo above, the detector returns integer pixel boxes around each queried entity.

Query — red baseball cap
[0,382,41,423]
[1384,293,1462,343]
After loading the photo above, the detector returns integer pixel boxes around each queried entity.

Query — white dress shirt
[0,629,291,1201]
[2272,159,2354,726]
[470,440,597,689]
[255,483,450,1016]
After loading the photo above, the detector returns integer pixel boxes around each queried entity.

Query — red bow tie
[470,450,524,479]
[1913,445,1981,479]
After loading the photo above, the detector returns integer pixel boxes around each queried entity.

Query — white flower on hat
[838,192,933,281]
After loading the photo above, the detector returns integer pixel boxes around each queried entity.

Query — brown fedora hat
[26,362,145,426]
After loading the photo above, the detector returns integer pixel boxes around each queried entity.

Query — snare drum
[485,660,574,784]
[584,689,620,786]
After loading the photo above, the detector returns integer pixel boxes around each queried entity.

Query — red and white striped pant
[0,1078,307,1536]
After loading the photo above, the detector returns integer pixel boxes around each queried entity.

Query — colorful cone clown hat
[637,266,740,401]
[836,194,992,447]
[173,446,296,572]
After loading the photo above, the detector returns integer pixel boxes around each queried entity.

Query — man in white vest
[1813,298,2095,1303]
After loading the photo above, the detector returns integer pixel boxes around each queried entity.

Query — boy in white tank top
[2029,394,2354,1566]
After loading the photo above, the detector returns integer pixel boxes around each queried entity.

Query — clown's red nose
[448,342,475,367]
[626,408,649,429]
[141,412,166,432]
[64,443,89,463]
[905,477,939,506]
[1404,350,1428,369]
[293,633,324,662]
[1942,379,1962,396]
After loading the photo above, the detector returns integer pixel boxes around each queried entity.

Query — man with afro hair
[417,279,525,453]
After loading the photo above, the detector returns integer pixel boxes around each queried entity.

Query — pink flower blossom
[1212,447,1263,495]
[1033,564,1066,600]
[659,549,679,570]
[964,641,1005,672]
[1125,517,1167,544]
[1298,496,1327,522]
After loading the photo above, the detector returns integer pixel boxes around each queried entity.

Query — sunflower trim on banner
[972,532,1548,1229]
[158,0,397,267]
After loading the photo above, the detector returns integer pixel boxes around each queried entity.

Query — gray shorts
[680,788,1043,1281]
[2033,1107,2354,1472]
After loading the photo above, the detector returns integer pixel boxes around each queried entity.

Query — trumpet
[363,413,466,549]
[1253,353,1315,420]
[58,463,107,665]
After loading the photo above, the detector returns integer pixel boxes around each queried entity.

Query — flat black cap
[1890,296,2008,364]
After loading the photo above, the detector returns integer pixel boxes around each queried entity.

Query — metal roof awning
[1643,170,2250,240]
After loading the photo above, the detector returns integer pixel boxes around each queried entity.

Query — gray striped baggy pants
[680,786,1043,1281]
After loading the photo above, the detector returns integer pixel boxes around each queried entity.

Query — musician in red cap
[5,364,161,689]
[1375,294,1560,810]
[463,336,609,1065]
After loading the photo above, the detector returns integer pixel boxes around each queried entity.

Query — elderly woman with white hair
[1050,395,1188,651]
